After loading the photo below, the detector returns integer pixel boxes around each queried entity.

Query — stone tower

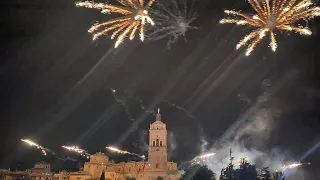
[148,108,168,173]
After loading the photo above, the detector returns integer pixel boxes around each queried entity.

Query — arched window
[160,141,162,146]
[153,141,155,147]
[156,139,159,146]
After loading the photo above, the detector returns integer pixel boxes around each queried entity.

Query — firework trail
[111,89,135,121]
[106,146,145,159]
[112,88,156,115]
[281,163,302,171]
[191,152,216,164]
[21,139,49,156]
[56,156,79,162]
[238,93,252,105]
[62,145,91,159]
[76,0,156,48]
[139,100,156,115]
[220,0,320,56]
[148,0,198,47]
[162,99,196,119]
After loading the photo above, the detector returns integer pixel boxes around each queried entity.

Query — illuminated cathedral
[59,110,180,180]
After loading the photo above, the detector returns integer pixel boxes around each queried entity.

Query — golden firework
[220,0,320,56]
[21,139,47,156]
[76,0,156,48]
[281,162,302,171]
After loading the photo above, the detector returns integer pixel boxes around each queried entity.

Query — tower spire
[156,108,161,121]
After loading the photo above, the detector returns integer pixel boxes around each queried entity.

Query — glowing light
[76,0,156,48]
[236,157,249,164]
[106,146,145,159]
[21,139,47,156]
[62,145,91,158]
[191,152,216,164]
[220,0,320,56]
[281,163,302,171]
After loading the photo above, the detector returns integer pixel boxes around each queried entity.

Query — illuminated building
[62,110,180,180]
[26,162,57,180]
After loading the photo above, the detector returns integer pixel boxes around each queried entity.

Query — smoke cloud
[137,130,148,155]
[168,131,178,159]
[200,85,295,176]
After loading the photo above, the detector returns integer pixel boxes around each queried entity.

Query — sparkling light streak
[21,139,47,156]
[76,0,156,48]
[106,146,145,159]
[281,163,302,171]
[191,152,216,164]
[62,145,90,158]
[220,0,320,56]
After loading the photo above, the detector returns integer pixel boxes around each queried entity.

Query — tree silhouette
[258,167,272,180]
[181,164,215,180]
[156,177,164,180]
[272,172,285,180]
[100,171,105,180]
[220,149,236,180]
[234,158,258,180]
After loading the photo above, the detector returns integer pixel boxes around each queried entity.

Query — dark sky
[1,0,320,173]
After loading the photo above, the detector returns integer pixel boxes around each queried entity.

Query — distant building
[26,162,57,180]
[54,171,69,180]
[27,162,51,174]
[57,110,180,180]
[0,169,31,180]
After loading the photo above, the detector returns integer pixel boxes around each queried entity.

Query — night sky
[1,0,320,174]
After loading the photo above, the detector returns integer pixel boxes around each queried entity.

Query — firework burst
[220,0,320,56]
[76,0,156,48]
[148,0,198,47]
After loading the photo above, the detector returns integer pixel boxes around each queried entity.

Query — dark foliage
[181,164,216,180]
[100,171,105,180]
[258,167,272,180]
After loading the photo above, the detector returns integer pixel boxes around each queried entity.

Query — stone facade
[64,110,180,180]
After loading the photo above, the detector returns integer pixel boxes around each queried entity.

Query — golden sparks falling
[281,162,302,171]
[62,145,90,158]
[21,139,47,156]
[106,146,134,155]
[191,152,216,164]
[106,146,145,159]
[76,0,156,48]
[220,0,320,56]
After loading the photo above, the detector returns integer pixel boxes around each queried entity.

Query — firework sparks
[281,163,302,171]
[62,145,91,158]
[111,88,134,121]
[191,152,216,164]
[236,157,249,164]
[148,0,198,47]
[21,139,48,156]
[106,146,144,159]
[106,146,133,154]
[76,0,156,48]
[220,0,320,56]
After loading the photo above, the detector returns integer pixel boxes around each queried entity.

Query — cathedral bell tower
[148,108,168,171]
